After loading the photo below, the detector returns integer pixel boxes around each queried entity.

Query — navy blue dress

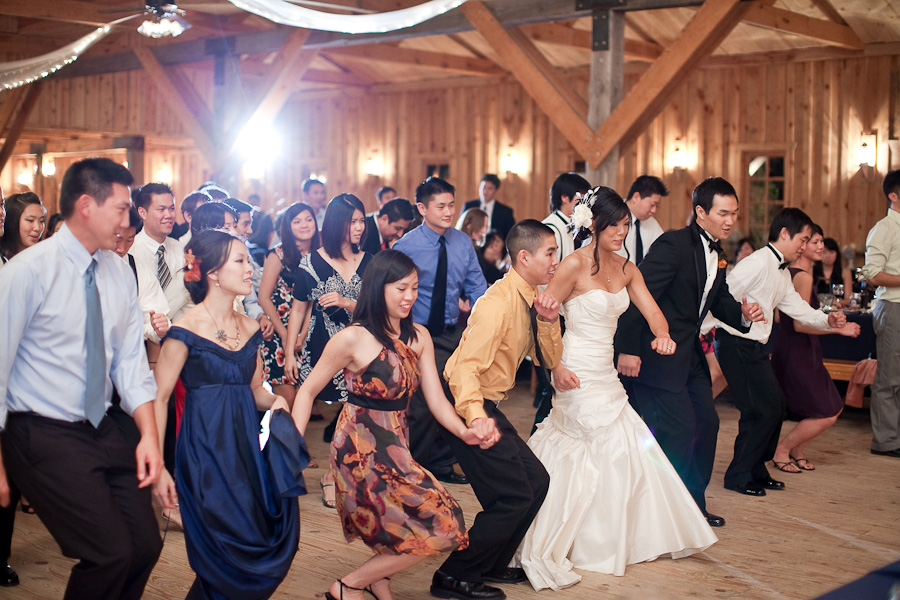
[164,327,309,600]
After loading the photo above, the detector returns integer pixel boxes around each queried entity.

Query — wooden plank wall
[2,53,897,251]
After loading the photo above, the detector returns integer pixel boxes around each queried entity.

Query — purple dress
[771,268,843,419]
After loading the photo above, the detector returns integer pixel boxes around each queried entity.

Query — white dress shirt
[698,231,719,318]
[863,208,900,303]
[717,244,831,343]
[615,212,663,264]
[542,210,576,263]
[0,224,156,427]
[130,229,192,342]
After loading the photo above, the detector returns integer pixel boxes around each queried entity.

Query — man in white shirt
[616,175,668,265]
[716,208,848,497]
[542,173,591,263]
[302,178,328,227]
[0,158,163,600]
[862,170,900,458]
[130,183,192,353]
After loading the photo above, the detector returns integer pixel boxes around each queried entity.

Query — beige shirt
[863,208,900,303]
[445,267,562,425]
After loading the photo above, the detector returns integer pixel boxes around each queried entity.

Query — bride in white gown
[518,187,717,590]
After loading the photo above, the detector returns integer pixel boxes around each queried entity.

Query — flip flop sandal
[790,455,815,470]
[773,460,802,473]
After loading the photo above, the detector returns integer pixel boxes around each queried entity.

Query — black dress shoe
[703,511,725,527]
[725,482,766,496]
[483,567,527,584]
[755,477,785,490]
[431,571,505,599]
[0,564,19,587]
[434,471,469,485]
[872,448,900,458]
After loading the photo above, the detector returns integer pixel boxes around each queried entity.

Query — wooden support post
[0,82,43,174]
[586,8,625,189]
[114,136,146,185]
[586,0,751,167]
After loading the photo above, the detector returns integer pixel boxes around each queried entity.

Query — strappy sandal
[325,579,365,600]
[365,577,391,600]
[321,481,337,509]
[773,460,802,473]
[790,455,815,470]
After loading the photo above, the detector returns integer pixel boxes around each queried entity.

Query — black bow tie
[779,261,790,270]
[767,245,790,270]
[699,229,722,254]
[566,222,575,234]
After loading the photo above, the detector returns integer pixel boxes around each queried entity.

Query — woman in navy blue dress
[152,230,309,599]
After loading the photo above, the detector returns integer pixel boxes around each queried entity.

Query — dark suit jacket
[360,214,384,256]
[463,198,515,239]
[615,223,749,392]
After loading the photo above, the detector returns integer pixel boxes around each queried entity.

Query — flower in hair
[572,203,593,232]
[184,249,202,283]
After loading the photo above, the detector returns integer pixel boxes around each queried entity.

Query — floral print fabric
[330,337,469,556]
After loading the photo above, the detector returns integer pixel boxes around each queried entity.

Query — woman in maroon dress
[291,250,499,600]
[771,225,860,472]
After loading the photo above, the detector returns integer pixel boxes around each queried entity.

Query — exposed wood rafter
[519,22,663,62]
[132,46,217,167]
[741,2,864,50]
[0,82,43,172]
[323,44,503,77]
[460,1,597,161]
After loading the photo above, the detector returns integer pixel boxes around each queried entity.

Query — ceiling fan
[98,0,377,16]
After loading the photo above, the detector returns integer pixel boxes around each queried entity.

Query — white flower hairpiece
[571,186,603,235]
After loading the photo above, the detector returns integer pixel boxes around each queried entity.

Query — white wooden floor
[2,386,898,599]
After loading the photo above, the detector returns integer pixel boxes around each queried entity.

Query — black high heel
[365,577,390,600]
[325,579,365,600]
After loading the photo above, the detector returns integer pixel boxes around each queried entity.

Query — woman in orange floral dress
[292,250,500,600]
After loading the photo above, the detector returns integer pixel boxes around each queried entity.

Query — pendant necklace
[598,262,611,284]
[202,302,241,350]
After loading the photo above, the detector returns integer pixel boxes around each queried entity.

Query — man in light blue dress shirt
[0,158,163,600]
[394,177,487,483]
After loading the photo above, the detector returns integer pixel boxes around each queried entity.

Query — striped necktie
[156,245,172,291]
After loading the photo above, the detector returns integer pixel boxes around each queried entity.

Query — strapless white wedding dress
[518,288,717,590]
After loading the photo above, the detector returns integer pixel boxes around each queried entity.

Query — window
[746,155,785,248]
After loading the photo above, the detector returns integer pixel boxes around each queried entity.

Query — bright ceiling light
[138,4,191,39]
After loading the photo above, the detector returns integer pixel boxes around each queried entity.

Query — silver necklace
[202,302,241,350]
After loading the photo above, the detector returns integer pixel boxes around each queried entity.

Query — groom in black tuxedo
[615,177,764,527]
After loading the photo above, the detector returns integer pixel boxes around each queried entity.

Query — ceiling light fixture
[137,4,191,38]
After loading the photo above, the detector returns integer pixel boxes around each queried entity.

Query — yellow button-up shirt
[444,267,563,425]
[863,208,900,303]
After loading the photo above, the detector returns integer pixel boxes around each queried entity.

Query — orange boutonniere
[184,249,202,282]
[718,259,728,270]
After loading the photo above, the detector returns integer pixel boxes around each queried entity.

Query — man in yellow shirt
[431,220,563,600]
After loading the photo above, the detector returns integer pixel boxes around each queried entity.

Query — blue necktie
[84,260,107,427]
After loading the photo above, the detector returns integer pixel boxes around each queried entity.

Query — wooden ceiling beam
[0,87,27,137]
[586,0,752,167]
[741,2,863,50]
[810,0,848,26]
[0,82,43,173]
[132,46,217,168]
[323,44,503,76]
[460,1,596,161]
[0,0,135,28]
[519,22,663,62]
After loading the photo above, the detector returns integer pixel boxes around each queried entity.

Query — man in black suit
[461,174,515,239]
[615,177,764,528]
[361,198,414,255]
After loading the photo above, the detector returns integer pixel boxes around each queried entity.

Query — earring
[215,281,220,287]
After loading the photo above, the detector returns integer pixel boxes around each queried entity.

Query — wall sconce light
[500,151,525,175]
[364,158,384,177]
[155,165,173,184]
[670,146,688,172]
[16,169,33,187]
[857,133,876,167]
[41,156,56,177]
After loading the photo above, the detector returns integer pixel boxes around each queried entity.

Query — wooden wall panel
[6,52,898,252]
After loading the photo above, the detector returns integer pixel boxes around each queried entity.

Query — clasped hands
[465,417,502,449]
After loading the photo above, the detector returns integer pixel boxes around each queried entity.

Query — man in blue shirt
[394,177,487,483]
[0,158,163,600]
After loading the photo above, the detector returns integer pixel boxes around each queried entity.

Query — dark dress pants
[408,326,463,475]
[440,401,550,582]
[0,459,19,565]
[2,413,162,600]
[715,330,785,487]
[629,350,719,513]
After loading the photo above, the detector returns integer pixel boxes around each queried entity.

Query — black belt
[345,392,409,412]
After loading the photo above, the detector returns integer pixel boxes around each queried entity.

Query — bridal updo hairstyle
[191,201,238,234]
[183,229,237,304]
[352,249,420,349]
[574,186,630,275]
